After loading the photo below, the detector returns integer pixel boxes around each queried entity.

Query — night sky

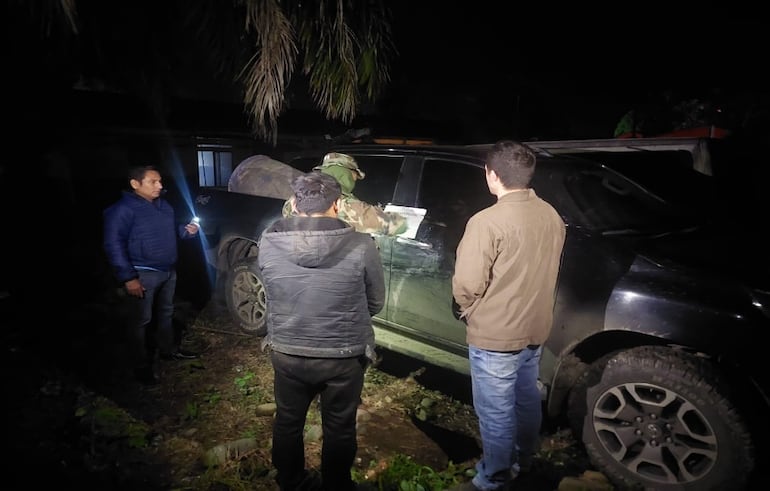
[379,6,770,140]
[5,3,769,143]
[391,7,769,93]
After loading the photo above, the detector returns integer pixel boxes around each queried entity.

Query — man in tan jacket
[450,141,566,491]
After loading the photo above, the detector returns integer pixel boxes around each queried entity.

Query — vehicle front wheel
[568,346,753,490]
[225,259,267,336]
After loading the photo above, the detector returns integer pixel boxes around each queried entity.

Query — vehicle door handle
[395,237,432,249]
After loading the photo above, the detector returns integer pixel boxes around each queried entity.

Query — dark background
[382,7,770,140]
[2,6,769,488]
[3,3,769,308]
[5,2,770,143]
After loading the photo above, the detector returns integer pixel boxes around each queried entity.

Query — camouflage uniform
[283,153,407,236]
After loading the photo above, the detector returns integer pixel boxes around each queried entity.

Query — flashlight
[190,216,200,226]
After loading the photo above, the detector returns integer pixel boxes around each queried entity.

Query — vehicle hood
[633,225,770,291]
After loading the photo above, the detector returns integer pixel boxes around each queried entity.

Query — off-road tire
[568,346,753,490]
[225,258,267,336]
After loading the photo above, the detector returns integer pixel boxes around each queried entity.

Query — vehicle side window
[350,156,403,207]
[288,155,402,207]
[418,159,494,261]
[289,157,320,173]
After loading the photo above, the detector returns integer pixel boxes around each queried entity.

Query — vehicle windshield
[535,157,716,235]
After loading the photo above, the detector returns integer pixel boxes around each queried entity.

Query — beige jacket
[452,189,566,352]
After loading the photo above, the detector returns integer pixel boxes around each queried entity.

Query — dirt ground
[4,292,595,491]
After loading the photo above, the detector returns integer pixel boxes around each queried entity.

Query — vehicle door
[531,159,682,361]
[289,153,407,325]
[386,157,494,353]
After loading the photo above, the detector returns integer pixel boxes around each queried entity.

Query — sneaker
[133,366,159,386]
[517,453,534,474]
[446,479,512,491]
[444,481,481,491]
[160,348,199,361]
[296,469,322,490]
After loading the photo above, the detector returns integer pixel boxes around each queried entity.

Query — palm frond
[12,0,79,36]
[291,0,357,123]
[291,0,394,124]
[239,0,297,143]
[60,0,78,34]
[31,0,394,144]
[355,1,396,100]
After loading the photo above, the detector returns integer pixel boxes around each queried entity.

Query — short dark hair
[486,140,536,189]
[291,171,341,214]
[128,165,158,184]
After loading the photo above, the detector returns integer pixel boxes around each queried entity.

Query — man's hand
[185,223,200,235]
[125,278,145,298]
[452,297,466,323]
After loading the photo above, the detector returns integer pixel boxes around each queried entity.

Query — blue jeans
[270,351,366,491]
[128,269,177,368]
[469,344,542,491]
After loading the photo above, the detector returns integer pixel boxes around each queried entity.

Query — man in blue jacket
[103,165,199,386]
[259,171,385,491]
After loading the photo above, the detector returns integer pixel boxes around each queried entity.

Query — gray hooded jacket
[258,216,385,360]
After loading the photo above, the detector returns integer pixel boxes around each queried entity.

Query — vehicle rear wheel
[568,346,753,490]
[225,259,267,336]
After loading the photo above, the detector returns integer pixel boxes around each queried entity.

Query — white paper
[384,205,427,239]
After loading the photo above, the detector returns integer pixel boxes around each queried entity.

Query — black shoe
[160,349,199,361]
[134,367,159,386]
[354,482,378,491]
[281,469,322,491]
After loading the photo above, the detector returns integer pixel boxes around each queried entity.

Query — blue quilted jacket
[103,191,192,283]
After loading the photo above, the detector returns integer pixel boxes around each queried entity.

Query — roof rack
[371,137,435,145]
[524,136,718,176]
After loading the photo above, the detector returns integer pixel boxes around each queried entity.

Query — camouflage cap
[314,152,365,179]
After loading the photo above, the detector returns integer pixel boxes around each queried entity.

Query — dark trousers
[127,269,177,370]
[270,351,366,491]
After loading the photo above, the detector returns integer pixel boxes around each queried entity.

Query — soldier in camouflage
[283,152,407,236]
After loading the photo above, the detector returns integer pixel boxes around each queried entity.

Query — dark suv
[194,142,769,490]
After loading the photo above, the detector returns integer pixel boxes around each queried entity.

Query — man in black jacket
[259,171,385,491]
